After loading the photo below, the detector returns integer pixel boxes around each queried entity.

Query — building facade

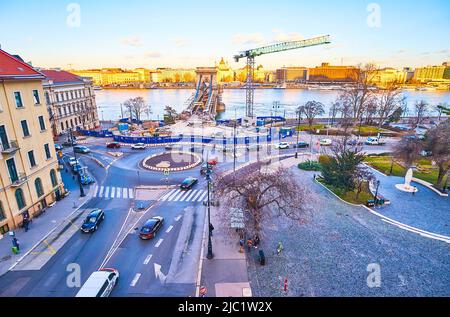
[41,70,100,136]
[0,50,65,234]
[276,67,309,82]
[308,63,358,82]
[413,64,446,83]
[369,68,407,87]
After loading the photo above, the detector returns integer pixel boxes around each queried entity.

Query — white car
[275,142,290,149]
[131,143,146,150]
[365,137,386,146]
[76,268,119,297]
[68,157,80,166]
[319,138,332,146]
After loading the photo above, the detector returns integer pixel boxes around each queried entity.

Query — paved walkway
[0,171,93,277]
[370,169,450,237]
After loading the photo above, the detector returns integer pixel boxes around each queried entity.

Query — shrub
[298,160,322,171]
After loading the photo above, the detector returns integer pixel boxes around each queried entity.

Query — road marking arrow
[154,263,167,284]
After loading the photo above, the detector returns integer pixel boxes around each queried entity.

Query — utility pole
[205,152,214,259]
[69,129,85,197]
[295,107,302,159]
[233,107,237,173]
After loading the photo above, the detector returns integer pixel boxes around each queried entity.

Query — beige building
[369,68,407,87]
[41,69,100,136]
[276,67,309,82]
[0,50,65,234]
[413,64,446,83]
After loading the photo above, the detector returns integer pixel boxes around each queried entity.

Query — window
[0,201,6,221]
[15,188,26,210]
[33,90,40,105]
[35,178,44,197]
[61,122,64,131]
[6,158,18,182]
[14,92,23,108]
[70,91,74,99]
[38,116,46,131]
[28,150,37,167]
[70,119,74,128]
[44,143,51,159]
[45,92,51,105]
[56,93,60,102]
[21,120,30,137]
[50,169,58,187]
[58,108,62,116]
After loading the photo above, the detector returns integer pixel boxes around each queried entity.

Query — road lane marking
[180,189,197,201]
[166,225,174,233]
[192,190,203,201]
[155,239,164,248]
[130,273,141,287]
[99,186,104,197]
[110,187,116,198]
[173,190,188,202]
[123,187,128,199]
[128,188,134,199]
[175,215,182,222]
[116,187,121,198]
[93,185,99,197]
[197,191,208,202]
[167,190,181,201]
[104,186,110,198]
[159,189,176,201]
[184,189,198,202]
[143,254,153,265]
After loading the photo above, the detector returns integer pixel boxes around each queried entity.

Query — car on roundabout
[106,142,121,149]
[319,138,333,146]
[180,177,198,190]
[293,141,309,148]
[274,142,290,149]
[131,143,146,150]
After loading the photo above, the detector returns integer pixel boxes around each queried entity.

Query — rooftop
[41,69,85,85]
[0,49,44,80]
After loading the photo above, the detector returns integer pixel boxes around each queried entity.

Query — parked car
[365,137,386,146]
[132,143,146,150]
[68,157,79,167]
[293,141,309,148]
[139,216,164,240]
[80,209,105,233]
[55,144,63,151]
[73,145,90,154]
[106,142,121,149]
[180,177,198,190]
[246,144,261,152]
[274,142,290,149]
[76,268,119,297]
[319,138,333,146]
[62,140,77,147]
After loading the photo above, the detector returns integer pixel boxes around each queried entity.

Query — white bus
[76,268,119,297]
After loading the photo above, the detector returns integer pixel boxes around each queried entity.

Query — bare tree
[213,163,311,238]
[413,100,429,128]
[339,63,378,125]
[329,100,342,126]
[393,134,423,169]
[423,119,450,189]
[376,83,406,127]
[436,103,450,122]
[298,101,325,129]
[354,167,376,200]
[123,97,151,122]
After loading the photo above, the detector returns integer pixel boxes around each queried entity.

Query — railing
[11,173,28,187]
[1,140,20,154]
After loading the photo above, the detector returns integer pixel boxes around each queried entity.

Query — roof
[41,69,84,85]
[0,49,45,80]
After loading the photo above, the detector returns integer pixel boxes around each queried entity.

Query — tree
[387,106,404,124]
[436,103,450,122]
[298,101,325,129]
[354,167,376,200]
[213,163,311,237]
[413,100,429,127]
[329,100,341,126]
[423,119,450,189]
[376,83,406,127]
[393,134,423,169]
[164,106,178,124]
[321,140,368,191]
[123,97,151,122]
[338,63,378,125]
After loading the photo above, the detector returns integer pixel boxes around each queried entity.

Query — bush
[298,160,322,171]
[318,155,331,165]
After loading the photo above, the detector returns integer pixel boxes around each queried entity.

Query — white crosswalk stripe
[158,189,208,204]
[128,188,134,199]
[93,185,99,197]
[173,190,188,202]
[110,187,116,198]
[99,186,104,198]
[92,186,135,200]
[123,187,128,199]
[167,190,181,201]
[183,190,198,202]
[159,189,177,201]
[104,186,110,198]
[116,187,121,199]
[192,190,203,201]
[197,191,208,202]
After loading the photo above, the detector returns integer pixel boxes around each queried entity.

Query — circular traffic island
[141,151,202,172]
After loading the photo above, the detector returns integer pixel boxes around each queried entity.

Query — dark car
[139,216,164,240]
[106,142,121,149]
[62,140,77,147]
[293,141,309,148]
[180,177,198,190]
[55,143,63,151]
[74,145,91,154]
[80,209,105,233]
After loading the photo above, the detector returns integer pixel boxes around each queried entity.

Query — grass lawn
[318,179,373,205]
[365,155,440,185]
[296,124,325,131]
[352,125,387,136]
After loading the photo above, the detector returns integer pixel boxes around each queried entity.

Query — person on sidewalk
[12,237,20,253]
[209,223,215,236]
[247,239,253,252]
[23,218,30,232]
[277,241,284,255]
[239,239,245,253]
[253,234,260,248]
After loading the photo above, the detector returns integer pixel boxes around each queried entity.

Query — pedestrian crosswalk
[158,189,208,203]
[93,185,134,199]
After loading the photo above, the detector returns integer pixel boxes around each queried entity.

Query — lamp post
[233,107,237,173]
[374,180,380,205]
[69,129,85,197]
[295,107,302,159]
[205,156,214,260]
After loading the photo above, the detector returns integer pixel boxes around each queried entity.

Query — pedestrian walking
[277,242,284,256]
[253,234,260,248]
[239,239,245,253]
[23,218,29,232]
[247,239,253,252]
[209,223,215,236]
[12,237,20,251]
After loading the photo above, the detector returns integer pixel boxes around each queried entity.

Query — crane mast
[234,35,331,118]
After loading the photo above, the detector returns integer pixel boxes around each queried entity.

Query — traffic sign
[163,169,170,176]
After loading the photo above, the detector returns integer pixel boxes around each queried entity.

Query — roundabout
[141,151,202,172]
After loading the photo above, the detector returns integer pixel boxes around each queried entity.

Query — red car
[106,142,121,149]
[208,158,218,166]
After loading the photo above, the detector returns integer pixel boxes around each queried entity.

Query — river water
[95,88,450,121]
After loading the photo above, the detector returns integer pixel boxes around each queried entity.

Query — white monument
[395,168,418,193]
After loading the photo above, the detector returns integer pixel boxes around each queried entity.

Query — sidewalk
[0,170,93,277]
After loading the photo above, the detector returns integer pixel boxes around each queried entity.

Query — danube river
[95,88,450,121]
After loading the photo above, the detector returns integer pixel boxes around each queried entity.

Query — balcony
[11,173,28,187]
[1,140,20,155]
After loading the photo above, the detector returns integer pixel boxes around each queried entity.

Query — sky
[0,0,449,70]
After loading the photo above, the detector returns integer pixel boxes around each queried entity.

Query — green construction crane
[234,35,331,118]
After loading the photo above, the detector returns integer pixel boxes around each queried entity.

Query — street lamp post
[205,158,214,260]
[69,129,85,197]
[374,180,380,205]
[233,107,237,173]
[295,107,302,159]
